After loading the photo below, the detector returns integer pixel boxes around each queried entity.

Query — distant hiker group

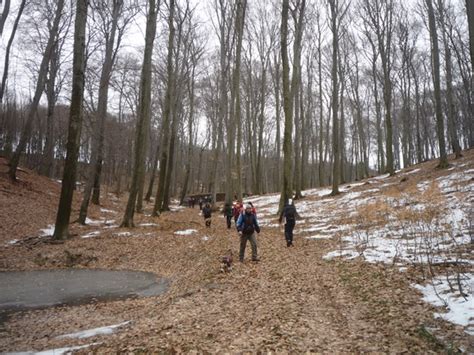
[190,194,300,263]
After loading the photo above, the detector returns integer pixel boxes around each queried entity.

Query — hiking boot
[252,257,260,262]
[286,240,291,247]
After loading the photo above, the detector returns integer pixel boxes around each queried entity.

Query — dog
[220,250,233,272]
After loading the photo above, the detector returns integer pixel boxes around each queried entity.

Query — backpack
[241,214,255,235]
[285,205,296,220]
[203,207,211,218]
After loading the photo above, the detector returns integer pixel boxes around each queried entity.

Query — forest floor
[0,151,473,353]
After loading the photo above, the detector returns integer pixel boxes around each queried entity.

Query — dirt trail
[0,153,473,353]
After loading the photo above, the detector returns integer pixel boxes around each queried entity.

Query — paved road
[0,269,169,311]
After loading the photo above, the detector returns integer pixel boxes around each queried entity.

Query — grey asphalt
[0,269,169,311]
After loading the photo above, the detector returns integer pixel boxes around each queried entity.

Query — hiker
[248,201,257,216]
[279,199,299,247]
[223,202,233,229]
[202,203,212,227]
[198,198,203,210]
[232,201,243,224]
[236,204,261,262]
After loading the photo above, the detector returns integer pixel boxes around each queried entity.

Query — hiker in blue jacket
[279,199,299,247]
[236,204,260,262]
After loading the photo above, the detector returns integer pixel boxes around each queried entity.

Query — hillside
[0,151,473,353]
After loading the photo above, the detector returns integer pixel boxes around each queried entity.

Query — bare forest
[0,0,472,228]
[0,0,473,352]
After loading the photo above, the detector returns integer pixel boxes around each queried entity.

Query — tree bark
[438,0,461,158]
[121,0,159,226]
[329,0,340,196]
[426,0,448,168]
[153,0,175,215]
[79,0,123,223]
[279,0,293,210]
[53,0,88,240]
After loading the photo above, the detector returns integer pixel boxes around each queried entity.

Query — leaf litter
[0,152,473,352]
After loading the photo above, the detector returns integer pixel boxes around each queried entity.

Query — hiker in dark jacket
[202,203,212,227]
[223,203,233,229]
[279,199,299,247]
[236,204,261,262]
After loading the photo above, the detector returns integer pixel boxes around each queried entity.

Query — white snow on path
[114,231,132,237]
[306,234,332,240]
[57,321,130,339]
[174,229,197,235]
[80,231,101,239]
[39,225,55,236]
[85,218,104,226]
[7,343,101,355]
[100,208,116,213]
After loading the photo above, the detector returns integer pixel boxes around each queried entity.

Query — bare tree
[328,0,348,195]
[279,0,293,209]
[53,0,89,240]
[437,0,461,158]
[291,0,306,200]
[121,0,160,226]
[79,0,135,224]
[425,0,448,168]
[8,0,65,180]
[0,0,27,104]
[0,0,10,36]
[153,0,176,215]
[360,0,396,175]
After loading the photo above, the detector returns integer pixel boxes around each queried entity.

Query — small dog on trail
[220,250,233,272]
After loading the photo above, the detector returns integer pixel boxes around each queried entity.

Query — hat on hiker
[245,203,252,210]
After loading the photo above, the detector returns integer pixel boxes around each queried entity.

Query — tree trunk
[426,0,448,168]
[329,0,340,196]
[121,0,159,226]
[153,0,175,215]
[40,41,60,177]
[53,0,88,240]
[79,0,122,223]
[438,0,461,158]
[279,0,293,210]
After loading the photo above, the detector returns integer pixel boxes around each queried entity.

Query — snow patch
[115,232,132,237]
[85,218,103,226]
[413,274,473,334]
[100,208,116,213]
[39,225,55,236]
[9,343,100,355]
[323,250,360,260]
[306,234,332,240]
[175,229,197,235]
[81,231,101,239]
[57,321,130,339]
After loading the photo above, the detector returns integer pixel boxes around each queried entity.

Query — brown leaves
[1,151,474,352]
